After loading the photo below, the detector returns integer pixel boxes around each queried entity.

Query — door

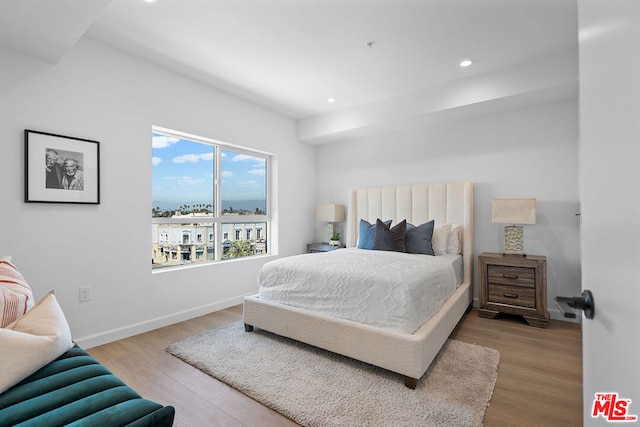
[579,1,640,425]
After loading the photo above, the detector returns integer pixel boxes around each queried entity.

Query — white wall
[0,38,317,347]
[316,98,581,320]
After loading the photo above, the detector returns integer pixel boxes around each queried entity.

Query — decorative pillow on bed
[0,256,35,328]
[372,219,407,252]
[447,224,463,254]
[357,219,392,249]
[405,220,435,255]
[432,223,452,255]
[432,223,463,255]
[0,290,73,394]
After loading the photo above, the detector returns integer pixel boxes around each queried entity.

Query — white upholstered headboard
[346,182,474,288]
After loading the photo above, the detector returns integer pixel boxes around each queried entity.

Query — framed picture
[24,130,100,204]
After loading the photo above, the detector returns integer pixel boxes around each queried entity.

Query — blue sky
[152,133,266,207]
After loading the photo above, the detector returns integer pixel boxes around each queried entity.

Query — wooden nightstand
[478,252,549,328]
[307,243,344,253]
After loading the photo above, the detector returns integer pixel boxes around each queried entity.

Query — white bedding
[258,248,463,334]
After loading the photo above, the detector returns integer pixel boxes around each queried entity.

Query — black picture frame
[25,129,100,204]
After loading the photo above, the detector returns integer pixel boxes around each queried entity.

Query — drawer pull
[503,292,519,299]
[502,274,519,279]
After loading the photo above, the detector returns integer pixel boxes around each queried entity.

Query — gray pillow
[358,219,392,249]
[405,220,435,255]
[372,219,406,252]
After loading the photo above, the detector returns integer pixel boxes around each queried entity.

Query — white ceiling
[1,0,578,140]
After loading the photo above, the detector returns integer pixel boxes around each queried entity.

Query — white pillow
[447,224,463,255]
[432,223,463,255]
[432,223,452,255]
[0,290,73,394]
[0,255,35,328]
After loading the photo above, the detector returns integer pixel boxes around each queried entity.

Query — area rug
[166,321,499,427]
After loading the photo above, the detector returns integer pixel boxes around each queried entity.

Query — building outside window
[151,128,270,269]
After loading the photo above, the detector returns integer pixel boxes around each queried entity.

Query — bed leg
[404,376,418,389]
[244,323,254,332]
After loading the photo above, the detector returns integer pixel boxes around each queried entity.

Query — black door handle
[556,290,594,319]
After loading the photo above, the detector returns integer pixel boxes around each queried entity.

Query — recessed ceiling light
[327,98,336,104]
[143,0,157,3]
[459,59,473,67]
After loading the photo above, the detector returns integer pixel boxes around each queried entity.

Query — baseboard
[77,293,579,349]
[75,293,253,349]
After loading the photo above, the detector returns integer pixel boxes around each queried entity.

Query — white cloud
[238,180,259,187]
[152,156,162,166]
[248,169,265,176]
[232,154,265,163]
[172,152,214,163]
[152,135,180,149]
[221,170,234,178]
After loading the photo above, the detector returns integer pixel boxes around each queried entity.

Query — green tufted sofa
[0,345,175,427]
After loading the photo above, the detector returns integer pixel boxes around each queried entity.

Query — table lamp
[316,204,345,244]
[492,198,537,255]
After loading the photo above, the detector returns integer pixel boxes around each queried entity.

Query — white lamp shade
[316,204,345,222]
[492,199,537,225]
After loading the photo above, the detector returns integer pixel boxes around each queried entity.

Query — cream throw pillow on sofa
[0,290,73,394]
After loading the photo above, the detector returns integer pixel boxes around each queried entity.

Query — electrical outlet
[79,286,91,302]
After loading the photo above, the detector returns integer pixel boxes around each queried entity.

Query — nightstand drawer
[487,265,535,288]
[488,284,535,308]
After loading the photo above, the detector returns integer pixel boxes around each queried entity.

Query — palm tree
[223,240,254,259]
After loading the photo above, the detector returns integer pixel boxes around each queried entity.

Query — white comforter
[258,248,463,334]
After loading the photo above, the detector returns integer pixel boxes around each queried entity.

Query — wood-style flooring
[87,306,582,427]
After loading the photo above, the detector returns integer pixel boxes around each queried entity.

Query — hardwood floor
[87,306,582,427]
[450,310,582,427]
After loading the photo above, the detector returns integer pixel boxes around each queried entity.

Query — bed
[243,182,474,388]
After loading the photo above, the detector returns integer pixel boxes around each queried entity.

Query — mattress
[258,248,463,334]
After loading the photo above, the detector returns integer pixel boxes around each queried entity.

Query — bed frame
[243,182,474,388]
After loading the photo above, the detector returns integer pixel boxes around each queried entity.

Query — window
[151,128,270,269]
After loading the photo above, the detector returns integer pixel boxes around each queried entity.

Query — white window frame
[152,126,271,268]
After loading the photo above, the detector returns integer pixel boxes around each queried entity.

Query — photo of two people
[45,148,84,191]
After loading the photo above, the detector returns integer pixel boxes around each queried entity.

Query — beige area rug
[166,321,499,427]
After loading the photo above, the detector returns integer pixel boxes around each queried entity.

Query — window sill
[151,252,277,274]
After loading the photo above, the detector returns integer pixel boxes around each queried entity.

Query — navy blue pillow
[405,220,435,255]
[372,219,407,252]
[358,219,392,249]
